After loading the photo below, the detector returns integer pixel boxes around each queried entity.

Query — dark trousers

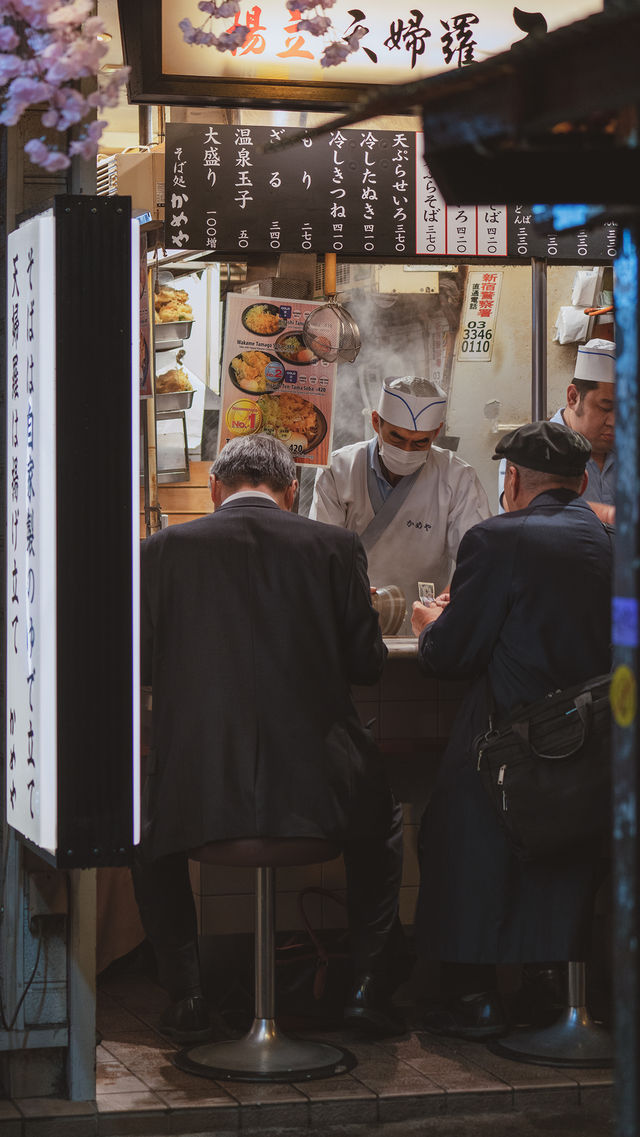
[132,800,404,1001]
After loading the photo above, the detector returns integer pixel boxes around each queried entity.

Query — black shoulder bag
[473,673,612,861]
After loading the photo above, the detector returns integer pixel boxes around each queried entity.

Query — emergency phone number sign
[166,124,619,261]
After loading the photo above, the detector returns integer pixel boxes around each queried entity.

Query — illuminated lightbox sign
[6,215,57,851]
[165,124,619,261]
[163,0,602,88]
[5,198,140,867]
[120,0,602,109]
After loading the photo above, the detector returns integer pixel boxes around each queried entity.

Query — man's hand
[411,599,443,635]
[588,501,615,526]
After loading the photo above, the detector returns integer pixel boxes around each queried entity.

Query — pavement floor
[0,961,615,1137]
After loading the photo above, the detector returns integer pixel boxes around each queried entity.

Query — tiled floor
[1,966,615,1137]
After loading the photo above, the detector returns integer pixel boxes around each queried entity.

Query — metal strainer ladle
[302,253,361,364]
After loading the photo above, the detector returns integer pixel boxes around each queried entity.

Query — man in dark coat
[410,421,613,1039]
[135,434,403,1041]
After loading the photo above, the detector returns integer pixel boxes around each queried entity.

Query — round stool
[173,837,356,1082]
[490,961,613,1068]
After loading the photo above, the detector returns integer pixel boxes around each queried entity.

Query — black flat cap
[492,421,591,476]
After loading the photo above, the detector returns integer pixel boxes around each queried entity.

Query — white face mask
[378,438,430,476]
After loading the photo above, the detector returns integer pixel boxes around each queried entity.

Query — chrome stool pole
[176,861,354,1082]
[490,961,613,1068]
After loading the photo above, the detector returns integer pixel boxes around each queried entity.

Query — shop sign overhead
[120,0,601,109]
[165,124,619,260]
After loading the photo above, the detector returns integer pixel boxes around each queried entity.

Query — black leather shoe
[158,994,213,1044]
[343,973,406,1037]
[421,990,507,1041]
[510,965,565,1027]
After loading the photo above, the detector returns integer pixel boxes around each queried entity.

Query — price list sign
[6,215,57,851]
[168,123,418,258]
[166,124,620,261]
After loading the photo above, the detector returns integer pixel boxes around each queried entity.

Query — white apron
[310,439,491,631]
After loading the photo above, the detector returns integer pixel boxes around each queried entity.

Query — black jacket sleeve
[418,522,514,680]
[342,533,387,686]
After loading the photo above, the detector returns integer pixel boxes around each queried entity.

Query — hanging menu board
[166,124,620,261]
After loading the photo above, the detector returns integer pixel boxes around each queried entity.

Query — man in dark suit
[135,434,404,1041]
[410,421,613,1039]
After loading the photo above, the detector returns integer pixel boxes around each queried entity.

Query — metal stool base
[174,1017,356,1083]
[489,1008,613,1068]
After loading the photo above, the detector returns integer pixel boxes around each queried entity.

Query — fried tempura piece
[155,367,193,393]
[155,284,193,323]
[230,351,271,393]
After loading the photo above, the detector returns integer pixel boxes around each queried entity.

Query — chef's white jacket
[310,438,491,625]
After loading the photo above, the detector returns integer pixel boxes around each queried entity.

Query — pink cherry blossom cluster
[181,0,358,69]
[179,0,251,52]
[0,0,129,171]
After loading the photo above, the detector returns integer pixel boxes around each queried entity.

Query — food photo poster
[218,295,336,467]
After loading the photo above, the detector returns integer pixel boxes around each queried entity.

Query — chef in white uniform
[497,338,616,521]
[310,376,491,628]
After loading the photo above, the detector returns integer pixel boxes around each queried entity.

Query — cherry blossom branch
[0,0,130,171]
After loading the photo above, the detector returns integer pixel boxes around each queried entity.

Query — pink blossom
[181,10,250,49]
[20,0,60,14]
[39,36,65,63]
[0,23,19,49]
[178,17,218,45]
[46,0,93,27]
[212,1,240,16]
[11,75,51,99]
[0,52,23,84]
[0,75,51,124]
[24,137,70,170]
[286,0,321,11]
[68,119,107,160]
[10,0,57,30]
[42,84,87,129]
[45,37,106,82]
[198,0,240,13]
[298,14,331,35]
[216,24,250,49]
[80,15,104,37]
[25,28,50,52]
[346,25,366,46]
[320,40,351,66]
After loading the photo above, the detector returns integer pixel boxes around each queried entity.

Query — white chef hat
[377,376,447,432]
[574,339,616,384]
